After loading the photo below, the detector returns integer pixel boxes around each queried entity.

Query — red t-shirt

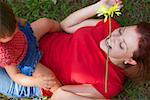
[0,30,28,67]
[39,19,125,98]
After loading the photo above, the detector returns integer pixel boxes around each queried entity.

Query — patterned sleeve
[0,46,16,67]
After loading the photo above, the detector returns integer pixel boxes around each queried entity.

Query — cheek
[0,36,14,43]
[109,48,126,58]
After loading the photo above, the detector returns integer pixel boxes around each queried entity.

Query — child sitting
[0,1,61,98]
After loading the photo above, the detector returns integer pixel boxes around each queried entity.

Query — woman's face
[100,25,141,62]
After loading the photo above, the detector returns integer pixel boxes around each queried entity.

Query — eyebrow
[118,28,122,35]
[119,27,126,35]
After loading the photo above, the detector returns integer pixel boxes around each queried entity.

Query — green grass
[0,0,150,99]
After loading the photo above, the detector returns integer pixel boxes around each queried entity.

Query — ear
[124,58,137,66]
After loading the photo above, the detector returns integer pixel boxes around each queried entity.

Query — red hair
[125,22,150,81]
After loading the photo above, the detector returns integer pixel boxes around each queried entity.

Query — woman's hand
[34,72,61,92]
[34,75,56,89]
[33,63,62,92]
[100,0,123,8]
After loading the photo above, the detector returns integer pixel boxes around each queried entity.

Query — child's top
[0,22,42,98]
[40,19,125,98]
[0,28,28,67]
[0,22,41,77]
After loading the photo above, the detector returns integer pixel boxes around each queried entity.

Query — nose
[110,35,122,45]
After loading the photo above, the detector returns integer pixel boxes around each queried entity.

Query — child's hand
[34,75,56,89]
[100,0,123,8]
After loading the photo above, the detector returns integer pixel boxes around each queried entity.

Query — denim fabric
[0,22,42,98]
[0,68,41,98]
[18,22,42,76]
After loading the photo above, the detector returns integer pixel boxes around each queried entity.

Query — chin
[100,39,107,53]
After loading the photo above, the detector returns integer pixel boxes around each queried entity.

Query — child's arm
[31,18,61,40]
[51,84,105,100]
[4,64,55,89]
[61,0,123,33]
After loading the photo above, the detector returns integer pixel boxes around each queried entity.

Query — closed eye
[120,42,124,49]
[119,27,128,51]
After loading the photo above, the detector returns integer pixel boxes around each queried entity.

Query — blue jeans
[0,68,41,98]
[0,22,42,98]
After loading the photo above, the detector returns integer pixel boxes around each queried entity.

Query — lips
[105,37,112,49]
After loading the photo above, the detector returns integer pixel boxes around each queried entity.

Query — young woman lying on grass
[39,0,150,99]
[0,0,150,99]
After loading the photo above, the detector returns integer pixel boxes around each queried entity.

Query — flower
[97,4,121,22]
[97,3,122,93]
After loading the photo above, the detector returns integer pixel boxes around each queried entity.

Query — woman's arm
[60,1,102,33]
[4,64,55,89]
[61,0,122,33]
[31,18,61,40]
[51,84,105,100]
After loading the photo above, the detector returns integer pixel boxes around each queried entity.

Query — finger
[116,1,124,9]
[44,80,56,87]
[42,87,50,91]
[43,76,55,81]
[119,4,124,9]
[115,0,122,3]
[42,84,51,89]
[113,0,123,5]
[117,1,123,4]
[43,82,56,89]
[48,81,57,86]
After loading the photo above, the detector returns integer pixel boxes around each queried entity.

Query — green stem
[105,17,112,93]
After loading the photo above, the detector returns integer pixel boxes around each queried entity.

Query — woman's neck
[109,57,125,69]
